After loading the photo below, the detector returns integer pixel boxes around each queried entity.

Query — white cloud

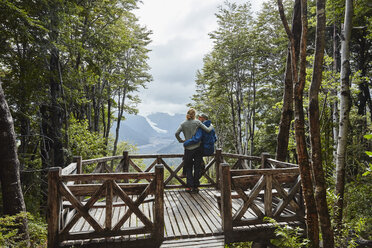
[134,0,264,116]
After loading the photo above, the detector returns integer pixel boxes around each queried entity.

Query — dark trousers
[184,146,203,188]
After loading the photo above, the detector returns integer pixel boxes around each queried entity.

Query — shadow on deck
[48,150,305,248]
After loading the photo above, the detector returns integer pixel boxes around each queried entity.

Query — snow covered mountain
[111,112,186,154]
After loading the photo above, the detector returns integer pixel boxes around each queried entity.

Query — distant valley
[111,112,186,154]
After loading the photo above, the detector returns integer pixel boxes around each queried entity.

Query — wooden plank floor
[62,189,301,246]
[160,235,225,248]
[67,189,226,240]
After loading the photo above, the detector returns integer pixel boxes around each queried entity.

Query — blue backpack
[201,121,217,156]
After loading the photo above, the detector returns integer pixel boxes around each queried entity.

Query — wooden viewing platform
[47,150,305,247]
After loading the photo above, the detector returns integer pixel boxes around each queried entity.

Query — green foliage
[66,117,107,159]
[344,180,372,240]
[0,212,47,247]
[225,241,252,248]
[264,217,309,248]
[190,0,289,155]
[363,134,372,176]
[327,185,371,247]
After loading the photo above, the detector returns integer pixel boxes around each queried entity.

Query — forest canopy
[0,0,371,247]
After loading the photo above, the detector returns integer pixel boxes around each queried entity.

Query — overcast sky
[134,0,264,116]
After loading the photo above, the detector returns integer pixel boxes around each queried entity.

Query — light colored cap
[199,113,208,119]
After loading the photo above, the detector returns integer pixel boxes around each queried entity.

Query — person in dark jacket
[183,113,216,155]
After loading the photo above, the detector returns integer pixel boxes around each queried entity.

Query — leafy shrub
[265,217,309,248]
[66,117,107,160]
[0,212,47,247]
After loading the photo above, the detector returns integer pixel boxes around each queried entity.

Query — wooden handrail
[218,159,304,243]
[231,167,299,176]
[62,162,76,175]
[221,152,261,161]
[47,165,165,248]
[61,172,155,181]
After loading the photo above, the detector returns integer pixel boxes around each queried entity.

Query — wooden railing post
[105,180,113,230]
[48,167,61,248]
[264,175,272,217]
[220,163,233,242]
[215,148,222,190]
[73,156,82,174]
[73,156,82,185]
[261,153,270,169]
[154,164,164,245]
[123,151,129,172]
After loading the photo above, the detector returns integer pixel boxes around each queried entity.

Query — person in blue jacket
[183,113,217,181]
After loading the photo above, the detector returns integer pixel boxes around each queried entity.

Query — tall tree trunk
[105,87,112,143]
[112,87,127,156]
[332,22,340,165]
[49,2,64,168]
[39,105,50,211]
[0,82,30,242]
[356,29,372,120]
[276,0,301,162]
[277,0,319,246]
[335,0,353,231]
[309,0,334,246]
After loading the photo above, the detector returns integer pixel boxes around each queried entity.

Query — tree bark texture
[277,0,319,246]
[309,0,334,246]
[113,87,127,156]
[335,0,353,231]
[49,2,64,168]
[276,0,302,162]
[332,22,340,165]
[0,82,30,240]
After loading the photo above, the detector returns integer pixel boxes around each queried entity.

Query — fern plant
[264,217,309,248]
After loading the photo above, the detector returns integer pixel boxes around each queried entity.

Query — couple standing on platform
[175,108,217,193]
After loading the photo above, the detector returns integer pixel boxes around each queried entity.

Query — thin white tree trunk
[335,0,353,229]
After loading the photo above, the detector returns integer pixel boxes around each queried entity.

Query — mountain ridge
[111,112,185,154]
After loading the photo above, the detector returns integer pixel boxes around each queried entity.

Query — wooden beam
[61,172,155,182]
[60,226,152,241]
[221,152,261,161]
[215,149,222,190]
[231,167,299,176]
[264,175,272,216]
[62,163,76,175]
[105,180,113,230]
[154,165,164,244]
[47,167,61,248]
[233,176,265,220]
[220,163,233,237]
[82,155,123,165]
[60,181,108,236]
[112,180,154,231]
[58,181,104,233]
[129,154,184,159]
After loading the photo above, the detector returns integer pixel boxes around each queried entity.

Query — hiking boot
[191,188,199,194]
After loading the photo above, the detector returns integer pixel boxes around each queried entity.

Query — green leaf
[364,134,372,140]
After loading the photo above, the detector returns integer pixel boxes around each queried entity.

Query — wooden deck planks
[183,191,221,235]
[167,190,196,237]
[160,235,225,248]
[62,188,301,247]
[190,191,221,233]
[176,191,210,236]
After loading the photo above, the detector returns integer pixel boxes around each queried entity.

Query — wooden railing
[48,149,305,246]
[78,151,220,189]
[47,163,164,248]
[58,150,277,191]
[218,159,304,243]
